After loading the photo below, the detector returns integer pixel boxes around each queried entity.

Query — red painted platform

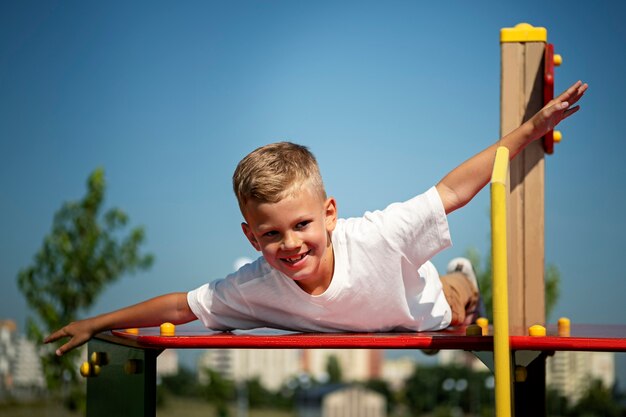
[103,323,626,352]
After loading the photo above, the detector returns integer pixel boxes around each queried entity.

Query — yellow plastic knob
[124,359,141,375]
[554,54,563,66]
[160,322,175,337]
[476,317,489,335]
[558,317,571,337]
[90,351,108,366]
[528,324,546,337]
[80,362,91,378]
[125,328,139,335]
[515,366,528,382]
[466,324,483,336]
[554,131,562,143]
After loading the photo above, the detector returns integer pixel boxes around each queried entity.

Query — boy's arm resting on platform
[44,292,197,356]
[436,80,588,214]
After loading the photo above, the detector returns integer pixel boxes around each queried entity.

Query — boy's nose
[281,232,300,250]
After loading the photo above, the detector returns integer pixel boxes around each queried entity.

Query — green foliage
[405,365,493,415]
[245,377,275,408]
[325,355,342,383]
[571,379,622,417]
[202,368,235,416]
[465,247,561,321]
[546,387,571,416]
[198,368,297,413]
[160,366,201,398]
[432,406,456,417]
[17,168,153,391]
[404,363,492,415]
[545,264,561,320]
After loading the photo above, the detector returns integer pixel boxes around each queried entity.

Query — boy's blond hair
[232,142,326,212]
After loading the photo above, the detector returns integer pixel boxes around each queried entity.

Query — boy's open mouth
[281,250,311,264]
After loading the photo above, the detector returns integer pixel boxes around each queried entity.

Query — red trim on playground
[106,324,626,352]
[543,42,556,154]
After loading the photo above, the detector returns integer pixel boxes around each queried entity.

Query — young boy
[45,81,587,356]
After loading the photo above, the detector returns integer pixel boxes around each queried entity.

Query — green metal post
[86,337,161,417]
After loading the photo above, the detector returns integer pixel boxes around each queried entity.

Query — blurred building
[157,349,179,377]
[0,320,16,401]
[198,347,383,392]
[198,349,301,391]
[0,320,46,401]
[303,349,383,382]
[546,351,615,404]
[297,384,386,417]
[381,356,415,390]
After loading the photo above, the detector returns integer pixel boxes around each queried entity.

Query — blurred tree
[202,368,235,417]
[571,379,623,417]
[245,377,272,408]
[17,168,153,399]
[160,365,200,397]
[546,387,571,416]
[326,355,342,383]
[404,364,492,416]
[364,378,396,413]
[465,247,560,321]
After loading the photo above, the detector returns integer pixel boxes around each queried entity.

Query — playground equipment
[79,24,626,417]
[491,146,511,417]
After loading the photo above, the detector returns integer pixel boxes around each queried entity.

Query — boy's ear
[324,197,338,232]
[241,223,261,252]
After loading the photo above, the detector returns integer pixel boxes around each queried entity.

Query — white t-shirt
[187,186,452,332]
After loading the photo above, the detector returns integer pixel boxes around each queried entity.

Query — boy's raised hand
[529,80,588,141]
[437,79,588,215]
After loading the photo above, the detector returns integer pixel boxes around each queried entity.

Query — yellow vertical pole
[491,146,512,417]
[500,23,552,417]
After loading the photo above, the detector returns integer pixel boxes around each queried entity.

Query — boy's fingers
[555,81,578,101]
[44,328,66,343]
[564,81,588,105]
[556,81,583,103]
[567,85,587,107]
[56,342,71,356]
[548,81,586,112]
[562,105,580,120]
[56,336,85,356]
[57,340,76,356]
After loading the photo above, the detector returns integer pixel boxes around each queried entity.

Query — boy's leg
[441,258,481,326]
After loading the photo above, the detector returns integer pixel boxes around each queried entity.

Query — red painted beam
[102,324,626,352]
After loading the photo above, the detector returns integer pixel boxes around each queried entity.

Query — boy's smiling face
[241,184,337,295]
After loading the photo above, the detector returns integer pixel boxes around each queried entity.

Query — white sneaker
[446,257,484,324]
[447,257,478,292]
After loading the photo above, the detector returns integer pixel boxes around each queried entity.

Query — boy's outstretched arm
[436,80,588,214]
[44,292,197,356]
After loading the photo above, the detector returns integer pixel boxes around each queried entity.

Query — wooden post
[500,23,546,332]
[500,23,550,417]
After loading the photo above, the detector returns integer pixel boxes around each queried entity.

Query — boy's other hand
[529,80,588,140]
[44,320,96,356]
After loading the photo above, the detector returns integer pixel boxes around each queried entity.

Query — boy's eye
[296,220,311,229]
[263,231,278,238]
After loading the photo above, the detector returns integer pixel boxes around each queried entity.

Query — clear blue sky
[2,0,625,379]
